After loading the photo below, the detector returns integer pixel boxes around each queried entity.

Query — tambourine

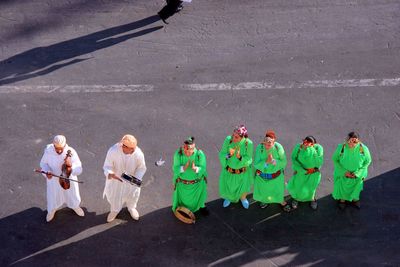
[121,173,142,187]
[174,206,196,224]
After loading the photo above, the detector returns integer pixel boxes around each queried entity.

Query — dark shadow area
[1,0,138,41]
[0,15,162,86]
[1,168,399,266]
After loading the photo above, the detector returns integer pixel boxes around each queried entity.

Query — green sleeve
[353,144,372,178]
[291,143,304,171]
[196,150,207,177]
[275,143,287,170]
[172,149,181,183]
[218,136,230,167]
[239,138,253,168]
[332,144,347,173]
[315,144,324,168]
[254,144,265,171]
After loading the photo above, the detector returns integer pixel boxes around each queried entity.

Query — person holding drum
[219,125,254,209]
[172,137,209,224]
[103,134,147,222]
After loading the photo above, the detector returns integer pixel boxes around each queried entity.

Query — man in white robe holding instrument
[39,135,85,222]
[103,134,147,222]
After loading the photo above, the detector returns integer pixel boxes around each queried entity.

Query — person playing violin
[39,135,84,222]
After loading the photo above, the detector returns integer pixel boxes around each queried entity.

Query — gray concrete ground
[0,0,399,266]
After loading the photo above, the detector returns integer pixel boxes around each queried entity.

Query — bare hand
[64,157,72,167]
[306,168,314,174]
[183,160,190,171]
[46,171,53,179]
[108,173,123,182]
[236,148,241,159]
[266,154,274,163]
[191,161,196,171]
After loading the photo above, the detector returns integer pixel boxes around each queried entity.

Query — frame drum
[174,206,196,224]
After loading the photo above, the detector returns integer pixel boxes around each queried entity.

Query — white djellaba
[39,135,84,222]
[103,135,147,222]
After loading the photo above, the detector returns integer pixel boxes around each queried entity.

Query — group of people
[172,126,372,221]
[39,134,146,223]
[38,126,371,224]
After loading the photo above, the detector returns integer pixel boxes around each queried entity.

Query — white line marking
[181,77,400,91]
[0,84,154,93]
[1,77,399,93]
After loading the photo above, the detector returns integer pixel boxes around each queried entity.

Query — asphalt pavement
[0,0,399,266]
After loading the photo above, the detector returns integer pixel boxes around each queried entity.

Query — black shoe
[310,200,318,210]
[176,5,183,13]
[352,200,361,209]
[200,207,209,216]
[158,13,169,24]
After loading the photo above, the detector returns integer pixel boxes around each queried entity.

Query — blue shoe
[223,199,231,208]
[241,198,249,209]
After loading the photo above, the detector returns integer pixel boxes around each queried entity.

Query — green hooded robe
[219,135,253,202]
[287,143,324,201]
[172,147,208,212]
[332,142,372,201]
[253,142,287,204]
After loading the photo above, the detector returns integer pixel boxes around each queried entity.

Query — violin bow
[34,169,83,183]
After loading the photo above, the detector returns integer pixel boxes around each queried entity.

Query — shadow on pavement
[0,15,162,86]
[1,168,399,266]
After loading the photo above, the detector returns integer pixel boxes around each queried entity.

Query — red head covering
[265,130,276,139]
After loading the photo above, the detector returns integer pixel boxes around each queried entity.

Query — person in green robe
[172,137,209,216]
[287,136,324,210]
[219,125,254,209]
[253,130,291,212]
[332,131,372,210]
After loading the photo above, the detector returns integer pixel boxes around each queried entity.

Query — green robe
[253,142,287,204]
[219,136,253,202]
[332,142,372,201]
[172,148,208,212]
[287,143,324,201]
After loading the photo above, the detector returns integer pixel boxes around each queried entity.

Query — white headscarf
[120,134,137,149]
[53,135,66,147]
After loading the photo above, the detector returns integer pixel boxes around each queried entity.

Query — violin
[60,150,72,190]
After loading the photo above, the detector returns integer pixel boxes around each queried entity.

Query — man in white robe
[39,135,85,222]
[103,134,147,222]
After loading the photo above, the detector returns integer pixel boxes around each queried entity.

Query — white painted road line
[1,77,399,93]
[0,84,154,93]
[180,77,400,91]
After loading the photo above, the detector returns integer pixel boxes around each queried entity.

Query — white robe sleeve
[103,147,115,178]
[70,148,82,177]
[134,152,146,180]
[39,147,51,178]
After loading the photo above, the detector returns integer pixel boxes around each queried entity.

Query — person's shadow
[0,15,162,86]
[2,168,399,266]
